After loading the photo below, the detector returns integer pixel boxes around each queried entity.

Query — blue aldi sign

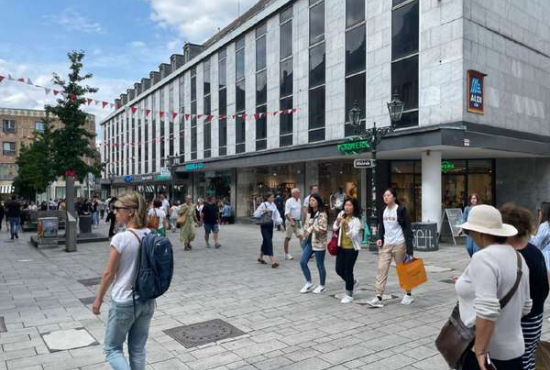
[467,70,486,114]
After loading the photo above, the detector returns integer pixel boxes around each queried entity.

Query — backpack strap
[499,251,523,309]
[128,228,143,318]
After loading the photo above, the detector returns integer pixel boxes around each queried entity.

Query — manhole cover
[164,319,245,348]
[77,277,102,286]
[79,297,96,305]
[0,317,7,333]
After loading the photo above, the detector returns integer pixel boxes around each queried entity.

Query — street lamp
[108,171,115,197]
[349,91,405,249]
[166,153,179,200]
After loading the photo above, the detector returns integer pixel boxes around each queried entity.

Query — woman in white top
[92,192,154,370]
[147,199,169,237]
[169,201,180,233]
[254,192,283,268]
[457,205,532,370]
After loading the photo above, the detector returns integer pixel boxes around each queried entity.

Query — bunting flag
[69,93,77,100]
[8,74,14,81]
[172,112,178,120]
[0,75,5,83]
[102,101,109,108]
[44,87,51,95]
[159,111,165,118]
[17,77,25,83]
[53,89,60,96]
[184,114,190,120]
[26,78,33,85]
[131,106,138,114]
[87,98,93,105]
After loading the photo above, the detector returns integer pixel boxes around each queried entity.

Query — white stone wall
[211,53,219,158]
[294,0,308,145]
[266,15,280,150]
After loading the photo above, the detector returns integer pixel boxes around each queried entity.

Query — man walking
[160,194,170,215]
[283,188,304,260]
[201,196,221,249]
[5,195,22,240]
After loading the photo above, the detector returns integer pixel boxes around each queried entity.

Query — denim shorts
[204,223,219,234]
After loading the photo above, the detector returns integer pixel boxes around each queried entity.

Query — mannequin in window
[330,187,345,211]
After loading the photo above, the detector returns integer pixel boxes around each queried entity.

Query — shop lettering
[185,163,205,171]
[441,161,455,173]
[467,70,485,114]
[337,139,371,155]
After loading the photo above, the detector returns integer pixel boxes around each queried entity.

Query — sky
[0,0,257,139]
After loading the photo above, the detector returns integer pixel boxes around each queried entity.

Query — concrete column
[421,151,442,228]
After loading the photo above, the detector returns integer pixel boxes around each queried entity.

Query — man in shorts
[201,196,221,248]
[283,188,304,260]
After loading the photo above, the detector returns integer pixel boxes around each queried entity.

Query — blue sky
[0,0,256,128]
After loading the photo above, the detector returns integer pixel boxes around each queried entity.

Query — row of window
[2,119,45,133]
[2,142,16,156]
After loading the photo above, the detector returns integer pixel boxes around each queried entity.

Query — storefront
[389,159,495,222]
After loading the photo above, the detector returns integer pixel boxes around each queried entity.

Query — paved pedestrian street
[1,223,549,370]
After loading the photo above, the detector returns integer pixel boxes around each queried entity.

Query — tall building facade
[0,107,96,201]
[101,0,550,224]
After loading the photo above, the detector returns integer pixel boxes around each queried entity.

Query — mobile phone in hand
[485,354,497,370]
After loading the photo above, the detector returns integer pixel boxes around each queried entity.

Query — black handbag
[435,251,523,369]
[253,203,273,226]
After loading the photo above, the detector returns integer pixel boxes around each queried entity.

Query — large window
[34,121,45,132]
[203,60,212,158]
[345,0,366,137]
[218,49,227,156]
[391,0,419,128]
[2,120,15,133]
[308,0,325,142]
[280,6,294,147]
[151,93,157,173]
[235,37,246,154]
[160,88,166,168]
[256,24,267,151]
[178,75,185,161]
[3,142,15,156]
[191,67,197,160]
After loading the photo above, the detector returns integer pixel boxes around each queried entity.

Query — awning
[0,185,14,194]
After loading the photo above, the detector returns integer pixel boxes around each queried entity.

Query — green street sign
[441,161,455,173]
[185,163,205,171]
[337,138,371,155]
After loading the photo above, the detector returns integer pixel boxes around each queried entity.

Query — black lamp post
[349,92,404,249]
[108,171,115,197]
[166,152,179,200]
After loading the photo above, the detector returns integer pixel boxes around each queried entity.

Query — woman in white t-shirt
[147,199,169,236]
[92,192,154,370]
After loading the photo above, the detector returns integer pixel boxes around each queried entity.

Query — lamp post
[166,153,179,200]
[108,171,115,197]
[349,92,404,249]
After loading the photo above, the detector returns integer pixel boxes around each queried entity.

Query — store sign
[184,163,205,171]
[441,161,455,173]
[142,175,154,181]
[123,175,133,183]
[337,138,371,155]
[467,70,486,114]
[156,167,172,181]
[354,159,375,169]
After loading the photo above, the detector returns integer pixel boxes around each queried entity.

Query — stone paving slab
[1,223,550,369]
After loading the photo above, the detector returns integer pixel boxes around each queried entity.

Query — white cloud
[43,9,105,34]
[143,0,258,43]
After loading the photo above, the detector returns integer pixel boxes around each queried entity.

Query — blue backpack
[129,230,174,302]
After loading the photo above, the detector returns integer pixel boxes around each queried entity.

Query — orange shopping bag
[396,258,428,291]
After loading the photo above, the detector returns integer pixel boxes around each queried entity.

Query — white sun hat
[458,204,518,237]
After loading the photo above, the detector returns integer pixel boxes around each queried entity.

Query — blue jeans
[104,300,155,370]
[9,217,20,238]
[92,212,99,226]
[300,240,326,286]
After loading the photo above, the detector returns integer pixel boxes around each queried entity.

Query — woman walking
[92,192,155,370]
[462,193,482,257]
[169,201,180,233]
[367,188,414,308]
[254,192,282,268]
[501,204,549,370]
[147,199,169,237]
[179,195,198,251]
[299,194,328,294]
[457,205,531,370]
[333,197,363,303]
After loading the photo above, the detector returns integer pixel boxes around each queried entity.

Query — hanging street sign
[354,159,375,168]
[337,137,371,155]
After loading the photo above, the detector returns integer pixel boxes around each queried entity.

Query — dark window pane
[309,43,325,88]
[280,96,293,135]
[309,86,325,130]
[392,1,419,60]
[256,139,267,151]
[236,37,245,50]
[191,101,197,115]
[204,122,211,150]
[280,21,293,59]
[346,0,365,28]
[256,70,267,105]
[236,143,245,154]
[179,130,184,155]
[236,116,245,145]
[219,118,227,149]
[346,24,366,75]
[393,0,410,6]
[219,147,227,156]
[256,23,267,37]
[219,48,227,60]
[236,80,246,112]
[309,128,325,142]
[204,96,211,115]
[219,59,226,89]
[219,89,227,115]
[236,49,245,81]
[204,149,211,158]
[256,105,267,142]
[191,126,197,152]
[280,134,293,147]
[309,2,325,45]
[345,72,366,122]
[191,76,196,101]
[395,110,418,129]
[203,62,211,95]
[280,6,293,23]
[391,55,419,110]
[280,58,293,97]
[256,36,266,71]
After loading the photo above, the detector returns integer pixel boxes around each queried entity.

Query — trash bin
[412,222,439,252]
[79,215,92,234]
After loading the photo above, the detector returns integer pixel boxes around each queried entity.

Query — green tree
[46,50,101,182]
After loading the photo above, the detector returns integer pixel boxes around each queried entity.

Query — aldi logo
[467,70,486,114]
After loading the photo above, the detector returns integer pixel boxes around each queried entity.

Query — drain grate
[79,297,96,305]
[0,317,7,333]
[164,319,245,348]
[77,277,102,287]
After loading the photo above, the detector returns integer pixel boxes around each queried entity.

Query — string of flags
[0,72,299,122]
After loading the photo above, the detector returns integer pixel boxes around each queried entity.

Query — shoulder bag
[254,203,273,226]
[435,251,523,369]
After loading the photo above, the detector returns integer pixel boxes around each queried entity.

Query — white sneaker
[285,254,293,260]
[341,295,354,304]
[206,242,211,248]
[313,285,326,294]
[300,282,314,294]
[401,295,414,305]
[366,297,384,308]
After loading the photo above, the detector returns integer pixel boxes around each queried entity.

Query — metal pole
[369,124,378,251]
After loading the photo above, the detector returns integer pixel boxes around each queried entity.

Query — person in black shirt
[5,196,22,239]
[501,204,549,370]
[0,202,5,231]
[201,196,221,249]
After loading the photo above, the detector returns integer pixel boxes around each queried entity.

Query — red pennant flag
[145,109,151,116]
[131,107,138,114]
[231,114,236,119]
[273,111,279,116]
[0,75,5,83]
[172,112,178,120]
[253,113,260,120]
[87,98,93,105]
[159,111,165,118]
[53,90,60,96]
[219,114,225,120]
[184,114,190,120]
[102,101,109,108]
[116,103,121,109]
[292,108,298,114]
[207,114,214,121]
[242,114,247,121]
[17,77,25,83]
[196,114,203,120]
